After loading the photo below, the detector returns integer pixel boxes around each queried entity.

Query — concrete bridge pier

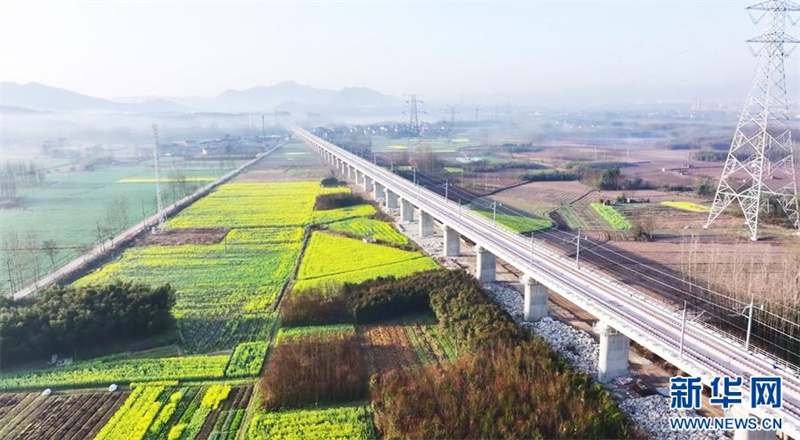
[596,322,630,382]
[475,245,496,283]
[522,276,548,321]
[728,407,776,440]
[354,170,362,185]
[442,225,460,257]
[419,210,434,237]
[385,189,399,209]
[400,199,414,222]
[374,182,385,202]
[363,176,374,192]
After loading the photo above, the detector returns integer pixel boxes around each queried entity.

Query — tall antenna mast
[705,0,800,241]
[152,123,166,228]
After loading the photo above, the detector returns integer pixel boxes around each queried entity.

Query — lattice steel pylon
[151,123,166,228]
[706,0,800,241]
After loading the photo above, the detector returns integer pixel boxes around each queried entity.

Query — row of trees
[0,161,46,200]
[342,269,635,439]
[0,281,175,367]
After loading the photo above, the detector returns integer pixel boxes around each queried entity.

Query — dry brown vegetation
[372,340,637,440]
[679,236,799,364]
[314,193,367,210]
[258,334,367,410]
[279,287,350,327]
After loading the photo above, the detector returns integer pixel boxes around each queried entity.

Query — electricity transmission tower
[705,0,800,241]
[445,104,459,140]
[403,94,424,147]
[151,124,166,228]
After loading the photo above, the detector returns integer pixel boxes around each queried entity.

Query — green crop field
[95,383,172,440]
[75,238,294,353]
[166,182,347,228]
[0,160,237,295]
[247,404,375,440]
[275,325,356,345]
[472,206,552,234]
[294,232,437,291]
[0,353,229,392]
[590,203,631,230]
[326,217,408,245]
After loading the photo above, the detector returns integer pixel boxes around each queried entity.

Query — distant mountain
[0,82,136,112]
[174,81,400,114]
[0,81,399,115]
[0,105,45,115]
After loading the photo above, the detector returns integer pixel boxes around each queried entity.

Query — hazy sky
[1,1,798,105]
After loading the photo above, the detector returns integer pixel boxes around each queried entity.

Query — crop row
[224,342,268,378]
[0,354,229,392]
[275,324,356,345]
[95,385,170,440]
[590,202,631,230]
[247,404,375,440]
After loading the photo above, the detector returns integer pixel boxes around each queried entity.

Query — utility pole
[705,0,800,240]
[679,301,688,359]
[491,201,498,223]
[261,115,266,137]
[573,229,582,267]
[444,179,449,201]
[152,124,166,228]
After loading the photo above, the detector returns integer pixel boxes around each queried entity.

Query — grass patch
[472,206,552,233]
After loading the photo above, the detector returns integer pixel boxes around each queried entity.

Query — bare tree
[42,239,58,267]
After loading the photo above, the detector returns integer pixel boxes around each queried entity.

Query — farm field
[325,217,409,245]
[369,135,479,153]
[0,390,130,440]
[234,141,331,183]
[74,237,295,353]
[275,324,356,345]
[360,315,457,374]
[247,404,375,440]
[294,232,437,291]
[590,202,631,230]
[0,159,239,295]
[92,382,252,440]
[660,200,710,212]
[471,205,552,234]
[165,182,347,229]
[0,354,231,392]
